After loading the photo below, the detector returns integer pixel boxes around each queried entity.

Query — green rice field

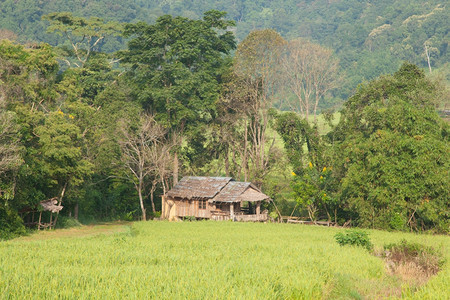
[1,221,448,299]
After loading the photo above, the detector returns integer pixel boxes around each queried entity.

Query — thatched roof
[240,187,271,202]
[211,181,250,203]
[210,181,269,203]
[166,176,270,203]
[40,198,63,213]
[166,176,232,200]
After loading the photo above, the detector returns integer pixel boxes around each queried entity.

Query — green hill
[0,0,448,97]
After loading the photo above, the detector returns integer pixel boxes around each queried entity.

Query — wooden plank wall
[175,200,211,219]
[173,200,243,219]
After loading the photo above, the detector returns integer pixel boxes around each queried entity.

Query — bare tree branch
[118,114,174,220]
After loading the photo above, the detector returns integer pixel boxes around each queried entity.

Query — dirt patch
[377,239,444,289]
[13,221,131,242]
[385,261,431,286]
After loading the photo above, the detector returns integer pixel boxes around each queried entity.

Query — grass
[1,221,448,299]
[13,221,130,242]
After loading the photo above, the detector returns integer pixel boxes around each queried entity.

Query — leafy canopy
[331,63,449,231]
[122,10,235,132]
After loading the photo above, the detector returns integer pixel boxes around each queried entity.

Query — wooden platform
[285,218,336,227]
[210,211,268,222]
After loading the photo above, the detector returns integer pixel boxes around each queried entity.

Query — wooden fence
[210,211,268,222]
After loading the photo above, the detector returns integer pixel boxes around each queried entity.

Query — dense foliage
[0,0,448,100]
[331,63,449,232]
[0,11,241,237]
[274,63,448,232]
[0,7,448,237]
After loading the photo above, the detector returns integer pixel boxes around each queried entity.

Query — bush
[150,211,161,219]
[335,229,373,251]
[120,211,136,221]
[383,239,445,276]
[55,216,82,229]
[389,213,405,231]
[0,204,26,240]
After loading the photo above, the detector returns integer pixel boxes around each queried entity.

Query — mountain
[1,0,448,98]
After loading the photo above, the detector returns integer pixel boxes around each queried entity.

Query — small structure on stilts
[19,197,63,230]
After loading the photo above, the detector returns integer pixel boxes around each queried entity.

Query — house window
[199,200,207,210]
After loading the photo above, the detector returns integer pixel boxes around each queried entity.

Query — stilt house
[19,197,63,230]
[162,177,270,221]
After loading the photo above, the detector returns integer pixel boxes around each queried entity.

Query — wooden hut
[19,197,63,230]
[162,177,270,221]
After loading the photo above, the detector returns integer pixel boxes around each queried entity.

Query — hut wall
[162,196,174,220]
[175,199,211,219]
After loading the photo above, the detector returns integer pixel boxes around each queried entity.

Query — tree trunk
[160,174,167,219]
[290,203,299,218]
[138,179,146,221]
[160,173,167,196]
[424,44,432,74]
[58,182,68,206]
[305,97,309,121]
[243,124,248,181]
[74,202,79,220]
[224,146,230,177]
[173,151,179,186]
[324,204,331,222]
[307,204,317,223]
[313,91,319,123]
[150,184,156,214]
[334,208,337,224]
[54,182,68,229]
[270,199,282,223]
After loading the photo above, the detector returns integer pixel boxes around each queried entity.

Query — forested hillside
[0,0,448,99]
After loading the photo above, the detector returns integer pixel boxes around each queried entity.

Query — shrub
[383,239,445,276]
[0,204,26,240]
[335,229,373,251]
[55,216,82,229]
[389,213,405,231]
[121,211,136,221]
[150,211,161,219]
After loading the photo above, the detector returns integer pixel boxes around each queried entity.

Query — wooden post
[38,212,42,230]
[230,203,234,220]
[256,201,261,216]
[161,195,165,219]
[49,213,53,230]
[173,152,179,186]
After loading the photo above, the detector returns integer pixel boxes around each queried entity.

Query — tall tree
[274,111,336,222]
[280,38,340,122]
[118,114,170,220]
[121,10,235,185]
[43,12,122,67]
[1,40,94,221]
[331,63,449,231]
[0,98,22,197]
[232,29,285,185]
[34,110,94,205]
